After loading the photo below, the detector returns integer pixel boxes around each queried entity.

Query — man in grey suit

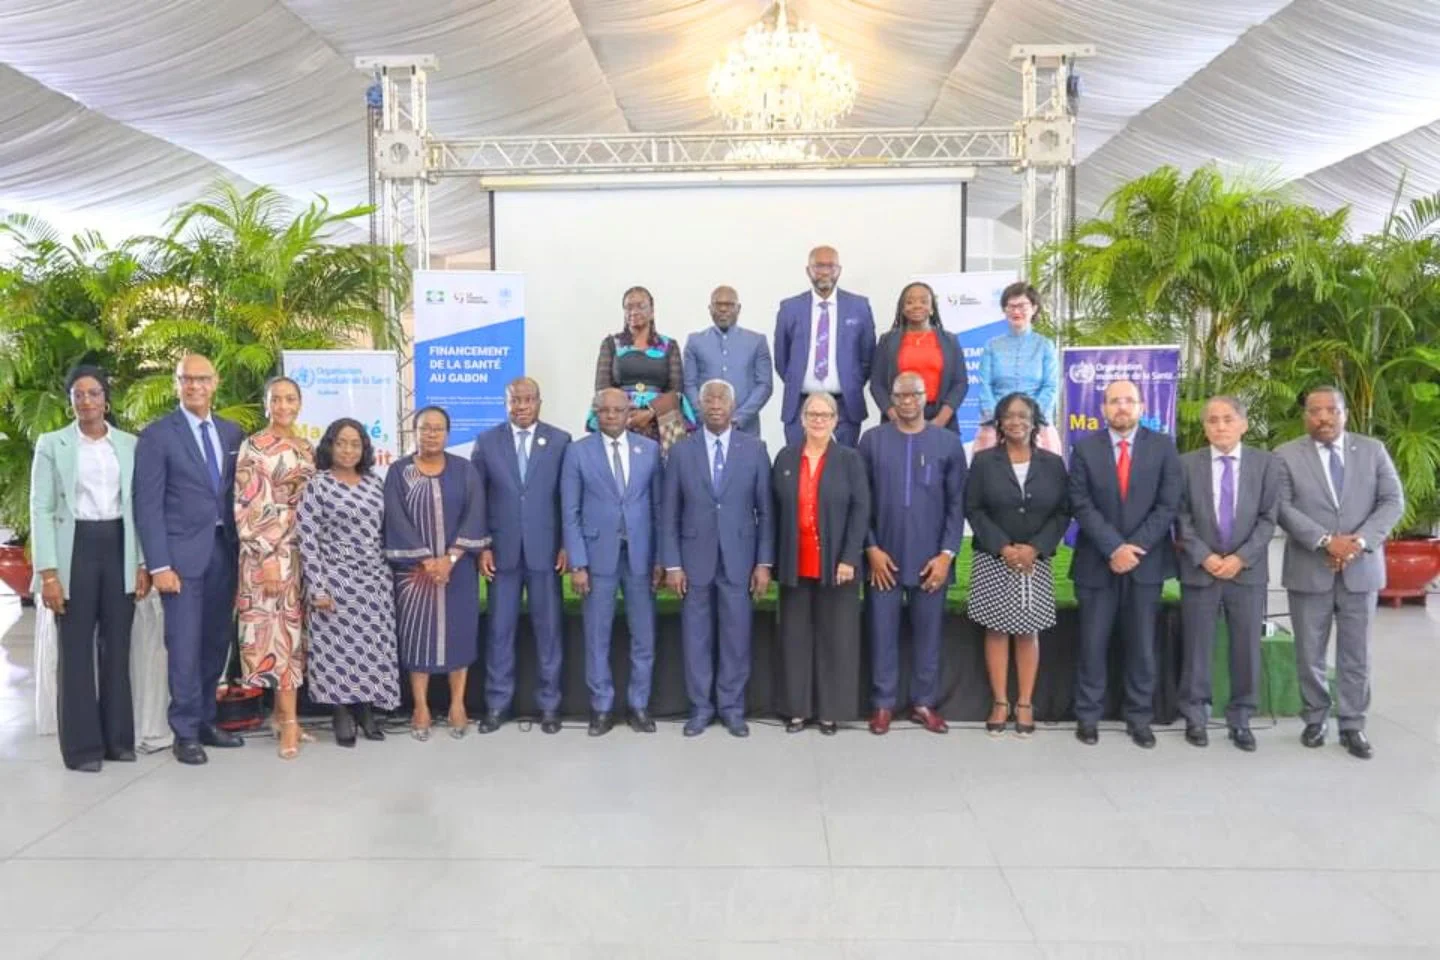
[682,286,773,434]
[1275,386,1404,759]
[1175,396,1280,752]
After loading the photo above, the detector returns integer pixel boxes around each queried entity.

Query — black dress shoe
[173,739,208,765]
[628,710,657,734]
[199,724,244,748]
[1129,726,1157,749]
[333,706,357,747]
[1075,724,1099,745]
[818,720,838,736]
[69,759,103,773]
[588,712,614,737]
[1229,727,1257,752]
[1339,730,1373,760]
[683,715,709,737]
[540,712,562,734]
[785,717,807,734]
[723,716,750,738]
[1185,725,1209,747]
[477,711,506,734]
[1301,723,1327,748]
[105,748,137,762]
[357,703,386,741]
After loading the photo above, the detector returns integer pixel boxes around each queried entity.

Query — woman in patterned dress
[590,285,696,452]
[296,418,399,747]
[235,376,316,759]
[384,406,489,740]
[965,392,1070,738]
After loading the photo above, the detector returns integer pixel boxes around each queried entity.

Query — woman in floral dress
[235,376,315,759]
[296,418,400,746]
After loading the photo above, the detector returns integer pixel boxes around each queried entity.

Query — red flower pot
[1381,538,1440,603]
[0,544,32,602]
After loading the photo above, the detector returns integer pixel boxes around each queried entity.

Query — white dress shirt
[1314,434,1345,507]
[800,291,843,395]
[1210,444,1243,520]
[704,426,732,469]
[181,406,225,467]
[602,432,633,493]
[74,426,122,521]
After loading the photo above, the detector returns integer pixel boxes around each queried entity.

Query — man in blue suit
[661,379,774,738]
[134,354,245,766]
[562,388,664,737]
[774,245,876,448]
[471,377,572,735]
[1067,379,1183,749]
[682,285,773,434]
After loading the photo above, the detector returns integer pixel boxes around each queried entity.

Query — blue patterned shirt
[977,329,1058,422]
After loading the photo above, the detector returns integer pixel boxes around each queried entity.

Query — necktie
[812,300,830,380]
[1116,439,1131,501]
[611,440,627,497]
[712,438,725,491]
[1327,443,1345,502]
[516,429,530,483]
[199,420,222,495]
[1217,455,1236,551]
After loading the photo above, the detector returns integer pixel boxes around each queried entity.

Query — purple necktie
[812,301,830,380]
[1218,455,1236,551]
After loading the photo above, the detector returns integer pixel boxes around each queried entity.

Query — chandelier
[707,0,858,161]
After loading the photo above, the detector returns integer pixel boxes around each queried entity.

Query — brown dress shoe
[912,705,949,734]
[868,708,893,735]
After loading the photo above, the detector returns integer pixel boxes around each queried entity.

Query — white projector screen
[494,182,1010,454]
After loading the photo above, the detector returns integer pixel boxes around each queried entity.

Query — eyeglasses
[892,391,926,401]
[70,388,105,401]
[803,411,836,421]
[416,424,448,434]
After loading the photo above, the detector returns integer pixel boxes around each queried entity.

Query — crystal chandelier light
[707,0,858,161]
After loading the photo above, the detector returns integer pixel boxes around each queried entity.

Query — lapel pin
[536,437,547,447]
[632,444,642,455]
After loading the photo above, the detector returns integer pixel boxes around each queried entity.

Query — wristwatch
[1318,534,1333,550]
[447,552,459,565]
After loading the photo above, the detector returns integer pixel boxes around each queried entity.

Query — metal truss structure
[358,45,1092,432]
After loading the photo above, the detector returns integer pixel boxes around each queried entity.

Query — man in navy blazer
[682,286,773,434]
[1067,379,1183,749]
[661,379,774,738]
[471,377,572,735]
[134,354,246,766]
[774,245,876,448]
[562,388,665,737]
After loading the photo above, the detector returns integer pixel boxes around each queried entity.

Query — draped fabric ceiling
[1,0,1437,258]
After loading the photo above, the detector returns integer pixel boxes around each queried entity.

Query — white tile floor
[2,595,1438,959]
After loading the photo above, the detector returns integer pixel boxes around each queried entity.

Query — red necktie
[1116,439,1132,501]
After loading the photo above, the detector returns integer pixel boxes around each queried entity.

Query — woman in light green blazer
[29,366,150,772]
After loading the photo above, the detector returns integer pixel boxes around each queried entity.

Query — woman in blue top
[974,282,1062,454]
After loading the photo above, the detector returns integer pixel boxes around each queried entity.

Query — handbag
[649,392,688,453]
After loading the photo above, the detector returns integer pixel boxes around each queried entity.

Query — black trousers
[55,520,134,767]
[776,579,862,721]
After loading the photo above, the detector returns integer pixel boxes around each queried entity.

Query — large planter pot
[0,544,33,602]
[1380,538,1440,605]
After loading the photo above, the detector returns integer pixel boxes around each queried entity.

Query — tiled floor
[2,594,1438,959]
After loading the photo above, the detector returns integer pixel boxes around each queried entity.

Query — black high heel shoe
[357,703,386,741]
[1014,703,1036,738]
[986,700,1010,736]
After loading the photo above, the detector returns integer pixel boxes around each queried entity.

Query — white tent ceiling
[1,0,1437,258]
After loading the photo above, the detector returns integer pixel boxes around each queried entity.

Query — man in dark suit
[562,388,665,737]
[774,245,876,448]
[1275,386,1403,759]
[1175,396,1280,752]
[661,379,774,738]
[682,286,773,435]
[134,354,245,766]
[1068,379,1183,748]
[471,377,572,735]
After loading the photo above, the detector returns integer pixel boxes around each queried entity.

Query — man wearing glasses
[1066,379,1182,749]
[134,354,246,765]
[773,246,876,448]
[858,372,968,735]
